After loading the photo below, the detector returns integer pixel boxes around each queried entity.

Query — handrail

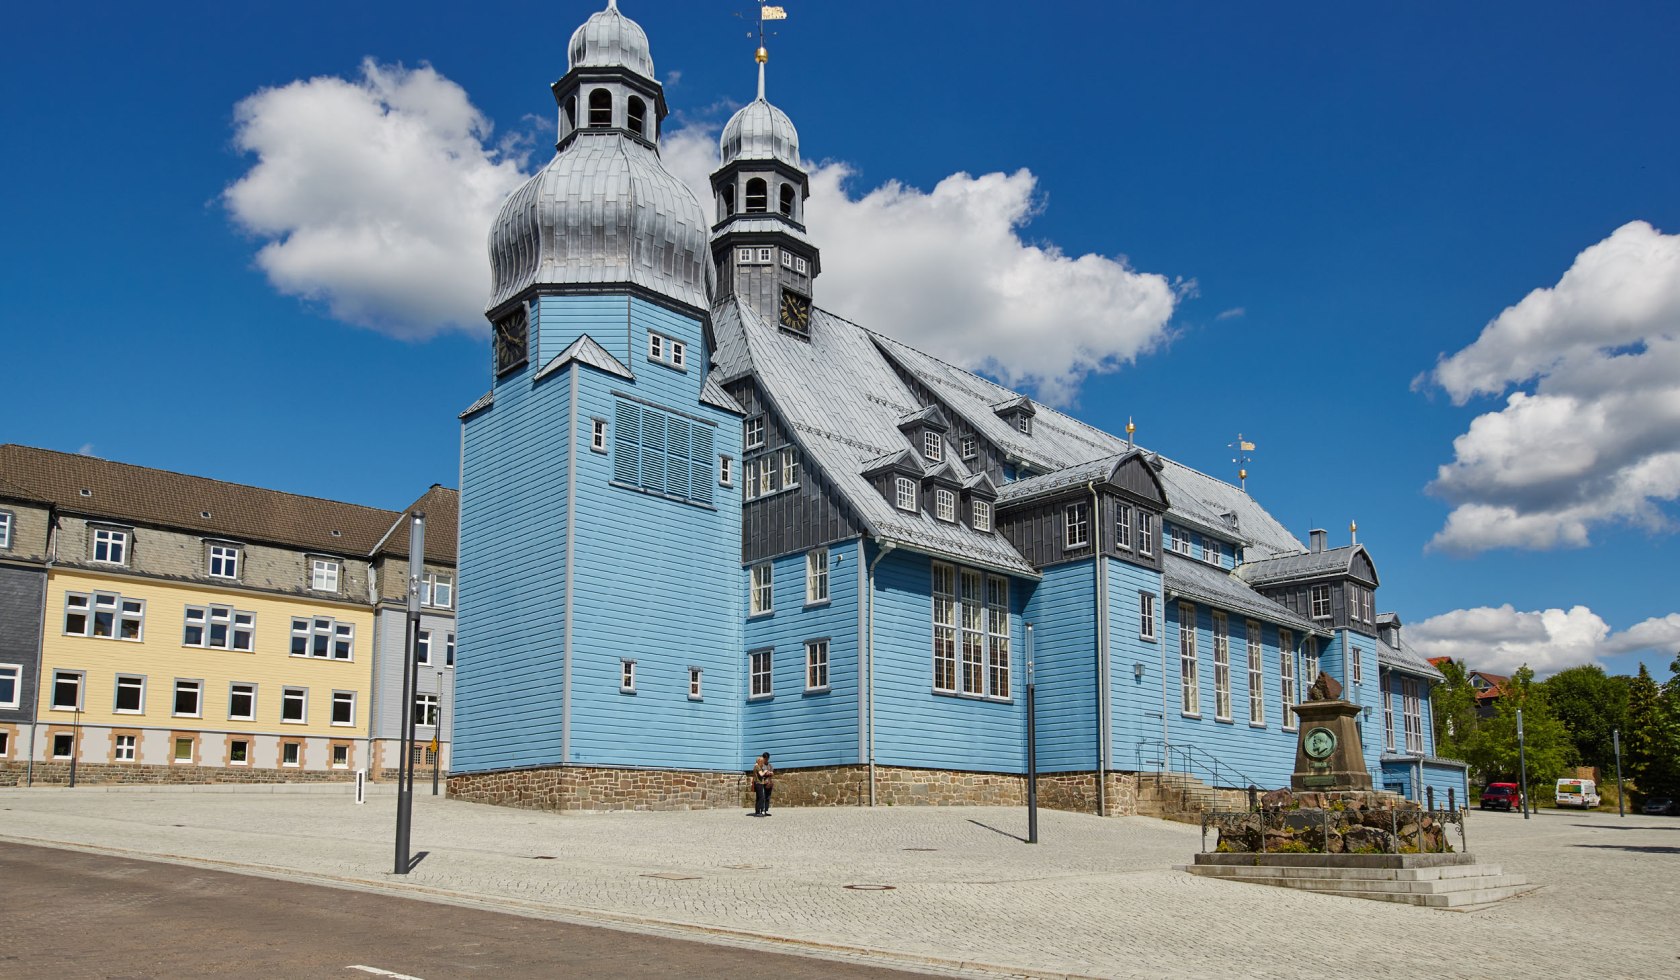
[1133,738,1261,795]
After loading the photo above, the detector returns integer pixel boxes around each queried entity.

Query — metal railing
[1199,806,1468,855]
[1134,739,1260,803]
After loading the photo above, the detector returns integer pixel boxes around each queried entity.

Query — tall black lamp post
[1025,622,1037,845]
[393,513,425,874]
[1613,728,1625,818]
[1516,707,1530,820]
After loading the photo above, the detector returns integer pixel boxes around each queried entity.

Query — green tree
[1626,663,1680,798]
[1431,659,1479,762]
[1539,664,1629,775]
[1467,666,1570,803]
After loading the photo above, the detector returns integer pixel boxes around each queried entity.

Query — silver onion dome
[567,0,654,80]
[719,98,800,168]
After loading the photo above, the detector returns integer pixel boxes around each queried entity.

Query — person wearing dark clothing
[751,752,774,816]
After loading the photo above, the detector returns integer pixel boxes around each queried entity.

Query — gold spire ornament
[1229,433,1256,490]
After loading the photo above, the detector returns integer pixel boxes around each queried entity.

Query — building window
[291,617,354,660]
[935,488,956,522]
[932,564,957,693]
[894,477,916,512]
[0,730,8,757]
[1179,603,1199,715]
[689,667,703,701]
[752,455,775,499]
[281,742,300,767]
[648,332,686,370]
[229,683,256,721]
[972,500,992,532]
[63,591,144,641]
[1403,678,1424,752]
[720,455,733,487]
[591,418,608,452]
[1279,629,1297,729]
[923,431,942,461]
[423,573,454,609]
[1212,612,1231,721]
[1383,673,1395,751]
[174,737,195,765]
[51,670,83,711]
[745,177,768,212]
[987,576,1010,698]
[332,744,351,769]
[1351,645,1363,685]
[779,183,796,217]
[114,675,145,714]
[1065,503,1090,549]
[613,400,717,506]
[781,448,800,488]
[805,640,829,690]
[416,630,432,666]
[184,605,255,652]
[1304,637,1320,686]
[331,691,356,726]
[92,527,129,564]
[1017,415,1032,436]
[736,245,753,263]
[1116,505,1132,551]
[757,247,773,263]
[173,680,203,718]
[0,663,19,709]
[52,733,74,759]
[806,548,829,605]
[446,633,455,667]
[1309,584,1332,619]
[749,649,773,698]
[0,511,11,549]
[1203,539,1222,566]
[1247,621,1264,725]
[588,88,611,127]
[311,558,341,593]
[1139,513,1155,556]
[750,563,773,615]
[626,95,647,136]
[414,693,439,727]
[620,659,636,693]
[208,543,241,579]
[1139,592,1156,640]
[114,734,136,762]
[281,687,307,724]
[1166,525,1192,556]
[229,739,249,765]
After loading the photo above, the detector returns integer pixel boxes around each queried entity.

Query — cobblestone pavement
[1,787,1675,979]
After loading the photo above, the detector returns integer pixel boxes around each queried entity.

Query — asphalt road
[0,842,933,979]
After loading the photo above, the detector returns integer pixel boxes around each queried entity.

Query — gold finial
[1125,416,1136,449]
[1229,433,1256,490]
[755,46,768,63]
[1349,519,1358,545]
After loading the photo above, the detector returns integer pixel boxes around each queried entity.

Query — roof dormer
[992,395,1036,436]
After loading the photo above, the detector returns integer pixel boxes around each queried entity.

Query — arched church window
[588,89,612,128]
[721,185,736,219]
[745,178,768,213]
[778,184,796,217]
[627,96,647,136]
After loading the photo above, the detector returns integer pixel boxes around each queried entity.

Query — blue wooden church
[451,1,1467,813]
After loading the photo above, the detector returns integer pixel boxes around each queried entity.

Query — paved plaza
[1,786,1675,978]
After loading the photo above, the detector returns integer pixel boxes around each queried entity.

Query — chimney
[1309,528,1327,552]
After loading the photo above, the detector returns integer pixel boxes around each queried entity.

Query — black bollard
[1427,786,1435,811]
[1448,787,1456,812]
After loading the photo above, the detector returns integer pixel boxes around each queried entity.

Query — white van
[1556,778,1600,808]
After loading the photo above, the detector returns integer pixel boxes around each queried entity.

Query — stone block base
[0,760,357,788]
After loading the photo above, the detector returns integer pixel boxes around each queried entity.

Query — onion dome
[567,0,655,81]
[720,99,800,168]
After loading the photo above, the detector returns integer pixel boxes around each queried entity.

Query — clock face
[494,308,528,373]
[1304,727,1337,760]
[779,288,811,334]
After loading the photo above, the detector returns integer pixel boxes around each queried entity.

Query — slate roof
[699,372,746,415]
[994,451,1146,506]
[0,444,402,557]
[1235,545,1374,586]
[1377,634,1445,680]
[459,390,495,420]
[1162,554,1324,635]
[374,485,460,565]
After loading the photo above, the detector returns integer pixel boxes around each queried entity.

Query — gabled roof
[1234,544,1379,587]
[459,389,495,420]
[0,444,401,557]
[535,334,634,382]
[994,450,1168,510]
[897,404,949,431]
[699,372,746,415]
[1162,553,1323,635]
[991,394,1036,416]
[374,485,460,564]
[1378,635,1445,681]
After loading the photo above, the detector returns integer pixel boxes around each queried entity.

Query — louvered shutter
[667,417,691,499]
[690,425,714,505]
[642,410,667,493]
[613,401,640,485]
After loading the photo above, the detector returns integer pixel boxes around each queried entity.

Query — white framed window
[1304,637,1320,687]
[923,431,942,461]
[757,246,773,263]
[960,436,976,460]
[423,573,454,609]
[416,630,432,666]
[1279,628,1297,729]
[173,679,203,718]
[291,617,354,660]
[1309,584,1331,619]
[1065,502,1090,548]
[229,683,256,721]
[1139,513,1155,556]
[0,511,12,549]
[1246,621,1264,725]
[1351,645,1363,685]
[620,659,637,693]
[331,690,356,726]
[114,674,145,714]
[184,605,255,652]
[228,739,250,765]
[1203,539,1222,566]
[332,744,351,769]
[935,488,956,522]
[689,667,703,701]
[208,543,241,579]
[781,448,800,488]
[281,742,300,767]
[736,245,754,263]
[0,663,22,710]
[1383,673,1396,751]
[51,669,83,711]
[806,548,829,605]
[781,251,794,269]
[63,591,144,641]
[1213,612,1231,721]
[281,687,307,724]
[310,558,341,593]
[413,693,439,727]
[114,734,136,762]
[749,649,773,698]
[806,639,830,690]
[1116,505,1132,551]
[750,562,773,615]
[1179,602,1199,715]
[744,417,766,450]
[647,331,686,369]
[1140,592,1156,640]
[591,418,608,452]
[720,455,733,487]
[894,476,916,512]
[755,455,775,497]
[174,737,196,764]
[972,499,992,532]
[987,576,1011,698]
[1403,678,1424,752]
[959,570,985,695]
[932,564,957,693]
[795,256,808,274]
[92,527,129,564]
[51,733,74,759]
[1016,414,1032,435]
[1167,525,1192,556]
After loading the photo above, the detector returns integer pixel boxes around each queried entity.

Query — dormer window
[1310,584,1332,619]
[627,96,647,137]
[1065,503,1090,549]
[779,184,796,217]
[894,477,917,512]
[934,488,956,522]
[1017,415,1032,435]
[972,500,992,532]
[746,178,768,213]
[588,89,612,127]
[960,437,976,460]
[1203,539,1222,566]
[923,431,942,461]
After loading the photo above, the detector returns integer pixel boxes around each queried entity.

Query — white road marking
[347,966,427,979]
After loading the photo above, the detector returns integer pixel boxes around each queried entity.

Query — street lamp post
[1613,728,1625,818]
[433,668,443,796]
[1516,707,1530,820]
[1025,622,1038,845]
[393,513,425,875]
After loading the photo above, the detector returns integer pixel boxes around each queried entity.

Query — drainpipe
[1159,585,1170,773]
[1088,482,1108,815]
[27,509,58,787]
[865,540,896,806]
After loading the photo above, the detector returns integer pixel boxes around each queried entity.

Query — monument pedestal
[1289,698,1373,792]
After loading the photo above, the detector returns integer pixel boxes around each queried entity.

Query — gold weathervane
[1229,433,1256,490]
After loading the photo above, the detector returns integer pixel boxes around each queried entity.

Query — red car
[1480,783,1524,811]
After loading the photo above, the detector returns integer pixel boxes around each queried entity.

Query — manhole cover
[843,884,896,891]
[641,872,701,881]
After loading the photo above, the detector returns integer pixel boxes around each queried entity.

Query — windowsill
[1249,723,1267,730]
[747,695,773,702]
[1215,716,1235,724]
[230,717,255,723]
[1283,726,1298,733]
[281,719,307,725]
[229,760,248,767]
[590,446,607,455]
[803,600,831,610]
[49,705,82,713]
[804,686,831,695]
[331,722,355,727]
[619,689,637,695]
[933,690,1013,704]
[688,695,703,702]
[1181,712,1202,720]
[172,714,203,721]
[1140,635,1157,643]
[748,611,773,620]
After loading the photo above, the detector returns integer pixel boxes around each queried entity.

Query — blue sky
[4,1,1678,678]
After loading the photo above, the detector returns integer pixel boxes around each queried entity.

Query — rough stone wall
[449,765,749,812]
[0,760,357,787]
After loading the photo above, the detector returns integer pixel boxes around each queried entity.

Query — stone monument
[1289,671,1373,791]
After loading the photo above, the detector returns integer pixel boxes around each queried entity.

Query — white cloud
[1423,221,1680,552]
[224,60,530,338]
[1216,307,1246,321]
[1408,603,1680,677]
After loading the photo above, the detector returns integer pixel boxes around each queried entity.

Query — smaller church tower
[709,47,820,336]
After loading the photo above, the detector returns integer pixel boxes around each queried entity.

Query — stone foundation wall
[0,760,358,788]
[448,765,748,811]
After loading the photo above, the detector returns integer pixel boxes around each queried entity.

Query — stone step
[1180,864,1535,908]
[1186,863,1502,882]
[1192,870,1524,896]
